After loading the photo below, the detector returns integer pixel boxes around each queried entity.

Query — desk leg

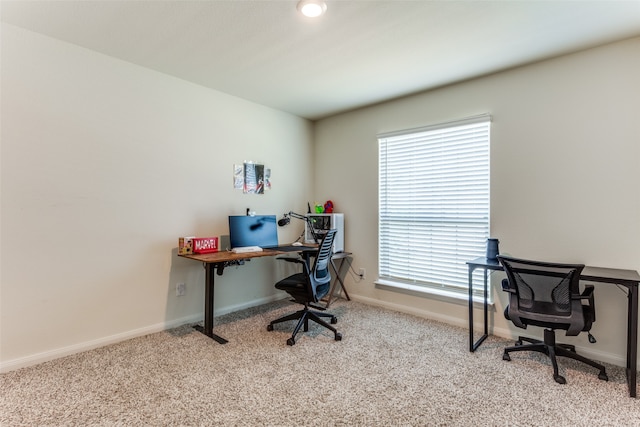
[193,263,228,344]
[325,256,352,308]
[483,268,489,336]
[626,284,638,397]
[469,266,489,352]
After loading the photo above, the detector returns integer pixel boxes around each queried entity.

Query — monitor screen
[228,215,279,249]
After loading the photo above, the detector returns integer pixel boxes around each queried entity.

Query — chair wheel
[267,324,274,331]
[286,337,295,346]
[335,332,342,341]
[554,375,566,384]
[515,340,522,346]
[599,372,608,381]
[503,352,511,361]
[331,316,338,324]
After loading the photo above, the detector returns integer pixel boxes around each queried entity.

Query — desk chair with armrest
[498,255,608,384]
[267,229,343,346]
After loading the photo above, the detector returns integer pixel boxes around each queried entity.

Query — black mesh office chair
[267,229,342,346]
[497,255,608,384]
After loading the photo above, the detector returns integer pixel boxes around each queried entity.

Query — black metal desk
[466,256,640,398]
[466,257,503,352]
[323,252,353,308]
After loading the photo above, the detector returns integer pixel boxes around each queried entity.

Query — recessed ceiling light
[297,0,327,18]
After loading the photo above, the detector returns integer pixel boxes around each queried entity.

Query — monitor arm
[279,211,321,244]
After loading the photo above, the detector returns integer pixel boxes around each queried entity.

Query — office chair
[267,229,342,346]
[497,255,608,384]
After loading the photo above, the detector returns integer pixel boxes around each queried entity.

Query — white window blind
[378,115,490,298]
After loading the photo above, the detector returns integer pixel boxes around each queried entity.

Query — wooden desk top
[178,249,290,264]
[179,246,350,265]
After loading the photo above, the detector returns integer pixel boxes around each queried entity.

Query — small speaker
[486,238,500,261]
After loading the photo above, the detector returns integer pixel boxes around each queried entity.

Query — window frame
[377,114,491,302]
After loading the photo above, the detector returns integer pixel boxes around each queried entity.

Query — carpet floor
[1,300,639,426]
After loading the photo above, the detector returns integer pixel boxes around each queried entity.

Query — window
[378,114,490,300]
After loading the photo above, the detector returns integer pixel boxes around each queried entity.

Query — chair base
[267,305,342,345]
[503,329,608,384]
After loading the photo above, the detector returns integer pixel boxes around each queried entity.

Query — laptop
[228,215,316,252]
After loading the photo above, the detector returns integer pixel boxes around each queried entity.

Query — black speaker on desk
[486,238,500,261]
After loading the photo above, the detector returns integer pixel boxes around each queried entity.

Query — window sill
[375,279,494,310]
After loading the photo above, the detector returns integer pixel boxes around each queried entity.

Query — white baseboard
[3,294,627,372]
[214,294,285,317]
[350,294,470,329]
[0,294,285,373]
[349,294,627,368]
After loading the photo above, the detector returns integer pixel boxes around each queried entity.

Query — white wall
[0,24,314,370]
[314,37,640,367]
[3,23,639,372]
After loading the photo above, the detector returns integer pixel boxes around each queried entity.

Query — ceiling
[2,0,640,120]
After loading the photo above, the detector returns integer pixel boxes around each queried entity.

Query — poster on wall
[264,167,271,191]
[233,164,244,190]
[234,162,270,194]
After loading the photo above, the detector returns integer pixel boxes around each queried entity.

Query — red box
[193,237,219,254]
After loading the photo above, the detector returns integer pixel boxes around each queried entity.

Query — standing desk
[466,256,640,398]
[179,248,352,344]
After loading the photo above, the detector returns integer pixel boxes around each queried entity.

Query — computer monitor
[228,215,279,249]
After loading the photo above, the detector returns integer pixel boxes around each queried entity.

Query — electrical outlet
[359,268,366,279]
[176,282,186,296]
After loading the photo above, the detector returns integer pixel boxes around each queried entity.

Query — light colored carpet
[1,300,638,426]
